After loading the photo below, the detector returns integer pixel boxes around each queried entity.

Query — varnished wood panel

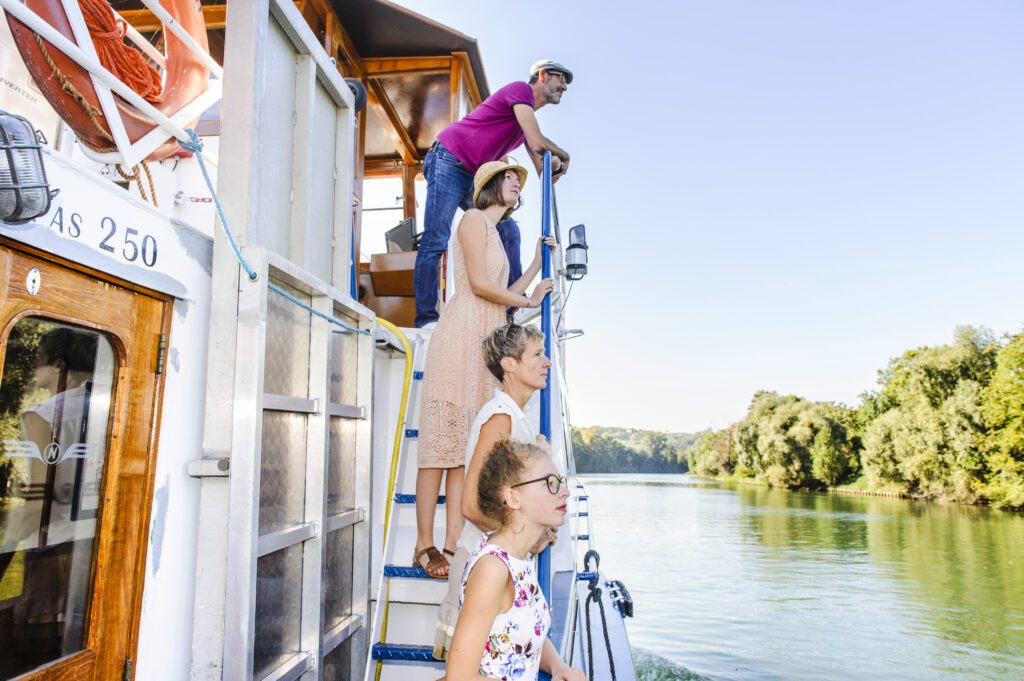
[0,238,171,681]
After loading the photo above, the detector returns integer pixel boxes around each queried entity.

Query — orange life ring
[6,0,209,161]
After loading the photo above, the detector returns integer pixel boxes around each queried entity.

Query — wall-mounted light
[565,224,588,280]
[0,111,52,225]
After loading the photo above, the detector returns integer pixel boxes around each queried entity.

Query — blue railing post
[350,218,358,299]
[538,151,553,602]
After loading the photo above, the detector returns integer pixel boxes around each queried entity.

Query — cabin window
[0,318,116,679]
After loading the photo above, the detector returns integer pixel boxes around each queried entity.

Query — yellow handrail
[372,317,414,681]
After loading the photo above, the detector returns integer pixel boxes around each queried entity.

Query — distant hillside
[572,425,698,474]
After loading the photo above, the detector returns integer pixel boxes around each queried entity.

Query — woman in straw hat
[413,160,554,580]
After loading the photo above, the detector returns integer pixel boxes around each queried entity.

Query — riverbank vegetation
[688,326,1024,510]
[572,426,693,473]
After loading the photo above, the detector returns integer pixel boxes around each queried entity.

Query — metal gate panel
[190,0,370,679]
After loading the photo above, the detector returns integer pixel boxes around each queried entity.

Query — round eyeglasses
[511,474,568,495]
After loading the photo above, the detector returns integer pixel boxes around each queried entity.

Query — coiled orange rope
[78,0,163,104]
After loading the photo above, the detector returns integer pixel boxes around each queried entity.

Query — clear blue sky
[393,0,1024,433]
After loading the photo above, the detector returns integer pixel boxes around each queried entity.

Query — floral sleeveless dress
[418,213,509,467]
[460,539,551,680]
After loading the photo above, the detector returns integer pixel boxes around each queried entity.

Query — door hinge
[155,333,168,374]
[122,657,133,681]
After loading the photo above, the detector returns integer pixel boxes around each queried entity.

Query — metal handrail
[537,151,555,601]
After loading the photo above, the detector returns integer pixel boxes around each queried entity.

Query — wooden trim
[332,13,366,80]
[362,56,451,77]
[402,164,417,221]
[363,159,422,179]
[453,51,482,109]
[0,240,171,681]
[449,54,463,124]
[120,4,228,32]
[367,79,418,165]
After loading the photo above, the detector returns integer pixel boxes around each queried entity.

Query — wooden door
[0,238,170,681]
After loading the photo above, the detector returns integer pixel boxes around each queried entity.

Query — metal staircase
[366,334,450,680]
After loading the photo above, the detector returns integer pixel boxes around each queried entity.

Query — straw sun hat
[473,159,528,204]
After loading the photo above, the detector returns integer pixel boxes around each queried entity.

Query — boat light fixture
[0,111,52,225]
[565,224,588,281]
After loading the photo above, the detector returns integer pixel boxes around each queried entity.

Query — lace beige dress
[418,212,509,468]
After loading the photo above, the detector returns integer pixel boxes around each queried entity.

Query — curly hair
[477,438,549,527]
[481,324,545,382]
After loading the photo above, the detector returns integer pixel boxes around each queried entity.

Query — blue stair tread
[384,564,448,580]
[371,643,439,662]
[394,494,445,504]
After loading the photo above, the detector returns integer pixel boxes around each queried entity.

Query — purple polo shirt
[437,81,535,173]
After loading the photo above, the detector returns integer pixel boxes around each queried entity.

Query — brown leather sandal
[413,546,449,579]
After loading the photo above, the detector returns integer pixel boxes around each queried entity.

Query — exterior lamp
[564,224,588,281]
[0,111,52,225]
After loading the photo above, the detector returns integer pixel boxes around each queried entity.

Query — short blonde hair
[481,324,544,382]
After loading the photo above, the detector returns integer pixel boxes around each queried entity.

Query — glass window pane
[254,545,303,679]
[264,280,310,397]
[328,328,359,406]
[322,636,352,681]
[259,412,308,535]
[0,318,116,678]
[322,526,353,631]
[326,418,356,516]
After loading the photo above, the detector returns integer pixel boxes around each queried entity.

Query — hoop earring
[509,508,526,534]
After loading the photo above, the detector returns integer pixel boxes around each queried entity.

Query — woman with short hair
[433,322,555,658]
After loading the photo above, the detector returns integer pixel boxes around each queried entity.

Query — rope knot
[179,128,203,154]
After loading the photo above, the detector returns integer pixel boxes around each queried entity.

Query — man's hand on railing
[551,154,569,182]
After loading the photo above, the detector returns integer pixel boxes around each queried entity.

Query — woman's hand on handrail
[511,237,557,295]
[528,279,554,308]
[535,235,557,261]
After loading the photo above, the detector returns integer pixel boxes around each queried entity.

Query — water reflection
[583,474,1024,681]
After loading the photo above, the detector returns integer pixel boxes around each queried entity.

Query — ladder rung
[394,494,446,504]
[371,643,439,663]
[383,564,446,580]
[576,495,589,501]
[575,534,590,540]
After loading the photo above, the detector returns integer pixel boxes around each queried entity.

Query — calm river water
[580,474,1024,681]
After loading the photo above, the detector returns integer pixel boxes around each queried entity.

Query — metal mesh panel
[322,525,354,631]
[326,417,357,516]
[264,280,311,397]
[253,545,303,679]
[321,636,352,681]
[328,327,359,405]
[259,412,308,534]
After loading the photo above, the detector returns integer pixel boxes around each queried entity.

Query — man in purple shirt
[413,60,573,327]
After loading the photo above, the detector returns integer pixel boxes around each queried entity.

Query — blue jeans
[414,143,523,327]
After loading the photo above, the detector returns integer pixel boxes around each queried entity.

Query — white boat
[0,2,636,680]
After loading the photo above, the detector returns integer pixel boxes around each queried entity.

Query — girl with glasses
[445,439,584,681]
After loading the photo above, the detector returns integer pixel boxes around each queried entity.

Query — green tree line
[572,426,691,474]
[688,326,1024,510]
